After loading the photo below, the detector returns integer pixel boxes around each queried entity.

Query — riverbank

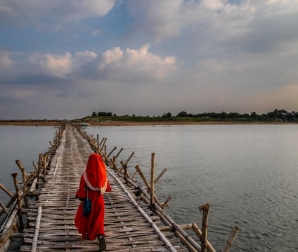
[0,120,294,126]
[88,121,278,126]
[0,121,62,126]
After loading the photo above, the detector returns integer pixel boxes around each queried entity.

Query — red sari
[74,153,111,240]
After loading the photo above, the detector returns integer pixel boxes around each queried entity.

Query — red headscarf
[83,153,107,194]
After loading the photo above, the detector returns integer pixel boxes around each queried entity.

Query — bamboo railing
[74,124,239,252]
[0,122,66,251]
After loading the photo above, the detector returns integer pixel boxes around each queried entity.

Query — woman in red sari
[75,153,111,251]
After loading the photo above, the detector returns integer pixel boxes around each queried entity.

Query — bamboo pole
[98,138,105,149]
[11,173,24,231]
[123,152,135,167]
[199,203,210,252]
[115,147,123,158]
[28,177,38,195]
[0,210,18,249]
[135,165,150,190]
[32,161,38,171]
[120,161,130,181]
[21,172,36,189]
[0,197,15,217]
[31,206,42,252]
[161,196,171,209]
[154,168,167,184]
[20,172,35,209]
[43,154,47,175]
[97,134,99,147]
[0,201,8,214]
[100,138,107,152]
[222,226,239,252]
[135,165,161,206]
[101,153,113,167]
[0,183,14,198]
[150,153,155,207]
[107,146,117,158]
[131,170,138,181]
[119,152,134,180]
[0,209,17,234]
[153,207,198,252]
[38,154,42,173]
[15,160,27,183]
[159,223,193,231]
[110,158,120,173]
[192,223,216,252]
[153,207,200,252]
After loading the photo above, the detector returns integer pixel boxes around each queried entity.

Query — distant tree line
[169,109,298,122]
[92,111,114,117]
[89,109,298,122]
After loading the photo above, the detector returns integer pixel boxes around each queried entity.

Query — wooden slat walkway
[20,125,189,251]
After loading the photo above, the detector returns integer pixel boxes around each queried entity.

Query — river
[0,124,298,251]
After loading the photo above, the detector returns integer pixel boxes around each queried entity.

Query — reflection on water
[1,125,298,251]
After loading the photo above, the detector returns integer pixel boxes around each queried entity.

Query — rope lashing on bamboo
[107,169,177,252]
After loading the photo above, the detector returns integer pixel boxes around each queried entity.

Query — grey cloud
[3,74,69,86]
[221,10,298,54]
[0,0,115,29]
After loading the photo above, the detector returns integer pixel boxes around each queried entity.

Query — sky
[0,0,298,119]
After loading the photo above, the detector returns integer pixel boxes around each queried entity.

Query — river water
[0,124,298,251]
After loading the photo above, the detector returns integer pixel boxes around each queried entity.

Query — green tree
[177,111,188,117]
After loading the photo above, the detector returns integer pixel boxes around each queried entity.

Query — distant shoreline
[0,120,295,126]
[0,121,61,126]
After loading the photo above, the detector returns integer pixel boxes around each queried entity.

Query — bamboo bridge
[0,123,238,251]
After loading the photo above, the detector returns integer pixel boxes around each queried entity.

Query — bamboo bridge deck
[19,125,188,251]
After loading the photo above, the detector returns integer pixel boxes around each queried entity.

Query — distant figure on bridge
[75,153,111,251]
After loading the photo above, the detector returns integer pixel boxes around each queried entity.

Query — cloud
[91,30,102,36]
[2,88,38,100]
[127,0,232,39]
[127,0,182,38]
[28,53,72,78]
[73,51,98,70]
[0,0,115,29]
[0,45,177,99]
[127,0,298,56]
[80,44,177,81]
[218,1,298,54]
[1,0,298,119]
[0,50,14,75]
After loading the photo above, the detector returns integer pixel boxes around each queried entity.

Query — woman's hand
[80,200,85,207]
